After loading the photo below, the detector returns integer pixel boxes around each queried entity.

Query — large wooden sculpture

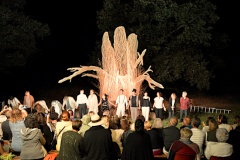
[58,26,163,102]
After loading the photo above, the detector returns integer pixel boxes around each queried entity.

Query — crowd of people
[0,89,239,160]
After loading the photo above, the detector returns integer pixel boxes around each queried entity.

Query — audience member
[120,118,132,149]
[84,114,112,160]
[78,114,91,137]
[204,128,233,159]
[206,118,218,143]
[7,96,21,109]
[218,114,233,132]
[62,96,77,118]
[121,119,154,160]
[162,116,180,155]
[180,115,192,130]
[36,112,53,152]
[231,115,240,130]
[202,116,215,133]
[57,120,85,160]
[168,127,200,160]
[55,110,73,151]
[1,110,12,141]
[9,108,25,153]
[190,117,205,156]
[145,120,164,155]
[227,124,240,160]
[20,113,47,159]
[179,91,190,122]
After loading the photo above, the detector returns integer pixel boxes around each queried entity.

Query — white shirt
[204,141,233,159]
[116,94,128,106]
[76,94,88,105]
[154,97,164,109]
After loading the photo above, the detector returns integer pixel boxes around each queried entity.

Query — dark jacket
[121,131,154,160]
[163,126,180,151]
[84,125,112,160]
[57,130,85,160]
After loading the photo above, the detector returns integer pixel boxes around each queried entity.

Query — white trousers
[116,103,125,118]
[142,107,150,121]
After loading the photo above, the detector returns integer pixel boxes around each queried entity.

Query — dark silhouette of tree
[0,0,50,74]
[94,0,225,91]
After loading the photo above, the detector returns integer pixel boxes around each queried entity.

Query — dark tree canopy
[0,0,50,73]
[95,0,226,91]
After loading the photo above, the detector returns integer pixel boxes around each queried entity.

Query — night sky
[0,1,239,102]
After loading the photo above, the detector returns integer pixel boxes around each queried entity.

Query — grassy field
[160,94,240,129]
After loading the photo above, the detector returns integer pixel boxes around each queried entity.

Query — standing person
[128,89,140,122]
[84,114,112,160]
[179,91,190,122]
[62,96,76,115]
[20,113,47,160]
[162,116,180,156]
[57,120,85,160]
[153,91,165,119]
[168,93,177,120]
[23,91,35,110]
[115,89,128,118]
[121,119,154,160]
[140,91,151,121]
[88,89,99,114]
[9,108,26,153]
[98,93,114,117]
[76,89,88,119]
[7,96,21,109]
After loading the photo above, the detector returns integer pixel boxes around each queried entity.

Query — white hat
[88,114,104,127]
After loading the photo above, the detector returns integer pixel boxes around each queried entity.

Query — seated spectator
[20,113,47,159]
[120,118,132,149]
[180,115,192,130]
[9,108,25,153]
[55,110,73,151]
[7,96,21,109]
[218,114,233,132]
[168,127,200,160]
[78,114,91,137]
[1,110,12,141]
[204,128,233,160]
[36,112,53,152]
[121,119,154,160]
[190,117,205,156]
[145,120,163,155]
[84,114,112,160]
[163,116,180,156]
[227,124,240,160]
[206,118,218,143]
[0,142,8,157]
[231,115,240,130]
[57,120,85,160]
[202,117,215,133]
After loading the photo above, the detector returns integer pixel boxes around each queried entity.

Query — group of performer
[5,89,191,122]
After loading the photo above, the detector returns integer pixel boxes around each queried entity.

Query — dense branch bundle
[58,26,164,103]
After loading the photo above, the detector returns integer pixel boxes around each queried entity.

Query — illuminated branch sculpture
[58,26,164,102]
